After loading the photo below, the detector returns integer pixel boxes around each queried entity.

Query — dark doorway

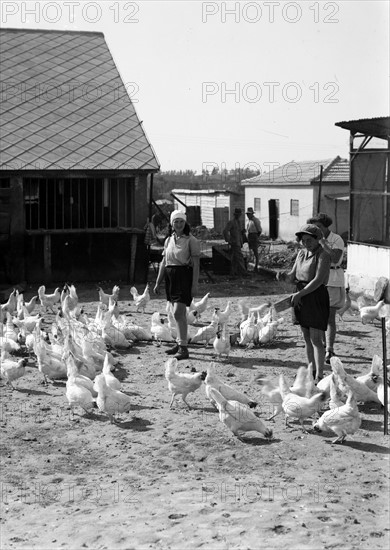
[269,199,279,239]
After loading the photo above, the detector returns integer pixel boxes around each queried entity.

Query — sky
[1,0,389,173]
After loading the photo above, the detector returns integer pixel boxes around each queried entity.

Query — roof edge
[0,27,104,37]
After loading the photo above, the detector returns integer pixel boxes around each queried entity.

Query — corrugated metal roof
[335,116,390,140]
[0,28,160,172]
[171,188,239,195]
[241,156,348,186]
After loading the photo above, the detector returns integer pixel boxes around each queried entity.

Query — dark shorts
[292,282,330,331]
[165,265,193,306]
[247,233,259,251]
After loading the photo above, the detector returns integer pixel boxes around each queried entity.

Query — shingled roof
[241,156,348,186]
[0,28,160,172]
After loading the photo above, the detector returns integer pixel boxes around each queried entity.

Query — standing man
[223,208,247,276]
[246,207,262,273]
[307,212,345,364]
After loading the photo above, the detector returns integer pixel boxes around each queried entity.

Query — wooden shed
[335,116,390,301]
[0,28,160,284]
[171,189,244,232]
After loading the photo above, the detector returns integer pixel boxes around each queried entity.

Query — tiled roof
[241,156,349,186]
[335,117,390,140]
[0,28,160,172]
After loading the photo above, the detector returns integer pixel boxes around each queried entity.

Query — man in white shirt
[308,213,345,364]
[245,207,262,273]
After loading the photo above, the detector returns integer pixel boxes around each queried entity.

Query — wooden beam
[43,234,52,283]
[129,233,138,283]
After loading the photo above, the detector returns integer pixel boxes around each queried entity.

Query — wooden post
[129,233,137,283]
[382,317,388,435]
[43,234,52,283]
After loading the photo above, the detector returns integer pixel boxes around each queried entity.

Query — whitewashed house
[241,156,349,241]
[335,117,390,302]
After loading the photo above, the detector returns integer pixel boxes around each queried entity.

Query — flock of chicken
[0,282,389,445]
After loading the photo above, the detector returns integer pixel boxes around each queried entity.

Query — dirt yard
[1,271,389,550]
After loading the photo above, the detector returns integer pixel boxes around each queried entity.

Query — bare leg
[310,327,326,380]
[301,327,315,366]
[326,307,337,353]
[173,302,188,346]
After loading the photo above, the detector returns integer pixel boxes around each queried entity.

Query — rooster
[165,358,206,409]
[130,283,150,313]
[313,388,361,444]
[38,286,61,313]
[208,387,272,442]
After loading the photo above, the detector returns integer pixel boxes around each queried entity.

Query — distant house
[241,156,349,241]
[171,189,244,232]
[335,116,390,301]
[0,28,159,284]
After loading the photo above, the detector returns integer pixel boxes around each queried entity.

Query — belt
[330,266,342,269]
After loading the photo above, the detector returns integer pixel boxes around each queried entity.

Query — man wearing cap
[245,207,262,273]
[222,208,247,276]
[307,213,345,364]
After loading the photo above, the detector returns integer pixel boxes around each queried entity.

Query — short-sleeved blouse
[294,247,330,285]
[163,234,201,267]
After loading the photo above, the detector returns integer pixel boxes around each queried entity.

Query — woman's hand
[291,292,302,307]
[153,282,160,295]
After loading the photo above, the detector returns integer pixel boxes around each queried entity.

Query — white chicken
[0,356,27,389]
[102,353,121,391]
[165,358,206,409]
[212,324,231,358]
[150,312,174,343]
[16,294,38,318]
[94,373,132,423]
[238,312,257,346]
[212,301,232,325]
[205,364,257,409]
[254,374,283,421]
[289,366,307,397]
[189,318,218,346]
[328,373,347,409]
[358,298,385,325]
[130,283,150,313]
[356,354,382,391]
[64,350,98,398]
[330,356,381,403]
[208,387,272,441]
[98,285,120,307]
[279,373,326,432]
[34,338,67,384]
[189,292,210,317]
[38,286,61,313]
[66,375,95,417]
[314,388,361,444]
[1,289,18,315]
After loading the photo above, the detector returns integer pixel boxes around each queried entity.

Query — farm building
[171,189,244,232]
[0,28,159,284]
[241,156,349,241]
[335,116,390,301]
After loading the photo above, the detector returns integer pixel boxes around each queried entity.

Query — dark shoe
[325,351,335,365]
[174,346,189,360]
[165,344,179,355]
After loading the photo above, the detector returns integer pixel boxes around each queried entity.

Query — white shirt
[326,231,345,287]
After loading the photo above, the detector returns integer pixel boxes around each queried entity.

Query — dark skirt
[165,265,193,306]
[292,282,330,331]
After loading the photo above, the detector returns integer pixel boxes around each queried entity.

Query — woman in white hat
[153,210,200,360]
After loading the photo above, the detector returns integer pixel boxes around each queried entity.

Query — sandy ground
[1,271,389,550]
